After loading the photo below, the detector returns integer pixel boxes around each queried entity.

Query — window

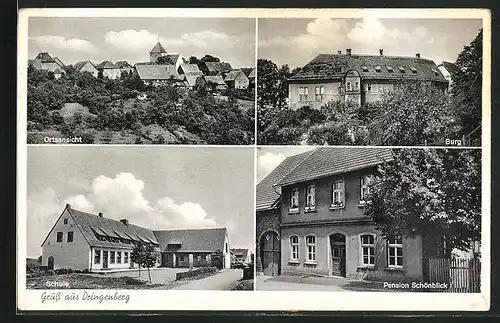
[315,86,324,101]
[331,180,345,208]
[63,218,68,225]
[117,251,122,264]
[387,237,403,267]
[398,66,406,73]
[290,236,299,261]
[375,65,381,72]
[360,234,375,266]
[361,65,369,72]
[290,188,299,211]
[299,87,308,101]
[365,84,372,91]
[386,65,393,72]
[305,235,316,262]
[124,252,129,263]
[197,255,201,261]
[354,81,359,91]
[179,255,184,262]
[56,232,63,242]
[205,254,210,261]
[360,176,372,204]
[225,243,228,253]
[110,251,115,264]
[306,185,316,210]
[410,66,417,74]
[94,250,101,264]
[346,82,351,91]
[67,231,74,243]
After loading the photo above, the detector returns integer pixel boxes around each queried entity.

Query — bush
[124,277,146,285]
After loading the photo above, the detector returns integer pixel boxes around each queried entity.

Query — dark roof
[96,61,118,69]
[115,61,132,68]
[150,42,166,53]
[289,53,447,83]
[74,61,97,72]
[225,69,248,82]
[204,75,226,86]
[275,147,393,187]
[256,149,313,211]
[153,228,227,253]
[240,68,255,77]
[205,61,233,74]
[158,54,181,65]
[135,64,181,80]
[440,61,460,75]
[35,52,54,63]
[65,207,159,250]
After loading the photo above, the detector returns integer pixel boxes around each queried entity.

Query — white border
[17,8,491,311]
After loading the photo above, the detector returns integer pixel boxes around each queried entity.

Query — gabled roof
[275,147,393,187]
[63,206,159,250]
[150,42,166,53]
[205,61,233,74]
[28,59,43,70]
[153,228,227,253]
[96,61,118,69]
[439,61,460,75]
[185,74,202,87]
[231,248,250,258]
[179,64,202,75]
[52,57,65,68]
[115,61,133,68]
[256,149,313,211]
[74,61,97,72]
[35,52,54,63]
[240,68,255,78]
[289,53,447,83]
[204,75,226,86]
[224,69,247,82]
[41,62,65,73]
[135,64,181,80]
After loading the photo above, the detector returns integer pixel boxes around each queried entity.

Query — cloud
[104,29,159,55]
[30,35,100,54]
[27,172,217,257]
[258,152,286,181]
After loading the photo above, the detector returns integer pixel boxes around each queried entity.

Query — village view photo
[26,146,255,291]
[257,18,483,146]
[26,17,256,145]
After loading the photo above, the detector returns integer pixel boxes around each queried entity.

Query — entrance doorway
[103,251,109,269]
[260,231,280,276]
[330,233,346,277]
[47,256,54,270]
[161,253,173,267]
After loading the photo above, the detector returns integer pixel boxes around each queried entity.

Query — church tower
[150,41,167,63]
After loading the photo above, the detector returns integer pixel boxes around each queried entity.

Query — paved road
[256,275,348,291]
[171,269,243,290]
[91,268,188,285]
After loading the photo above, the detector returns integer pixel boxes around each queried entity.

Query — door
[330,233,347,277]
[261,231,280,276]
[103,251,108,269]
[161,253,173,267]
[47,256,54,270]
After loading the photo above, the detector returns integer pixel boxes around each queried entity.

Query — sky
[256,146,313,183]
[258,18,482,68]
[28,17,255,68]
[26,146,254,258]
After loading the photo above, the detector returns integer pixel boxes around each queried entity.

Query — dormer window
[386,65,393,72]
[410,66,417,74]
[305,185,316,212]
[289,188,299,213]
[398,66,406,73]
[432,68,439,76]
[375,65,381,72]
[331,180,345,209]
[361,65,369,72]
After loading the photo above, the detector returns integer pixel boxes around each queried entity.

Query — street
[170,269,243,290]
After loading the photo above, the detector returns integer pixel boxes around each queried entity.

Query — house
[288,49,448,109]
[231,248,252,265]
[40,204,231,271]
[438,61,460,94]
[154,229,231,269]
[204,61,233,76]
[256,147,448,281]
[115,61,133,75]
[149,42,184,69]
[53,68,64,80]
[224,69,250,89]
[241,67,256,86]
[195,75,228,91]
[134,64,184,86]
[178,64,204,88]
[95,61,122,79]
[74,61,99,78]
[29,52,66,76]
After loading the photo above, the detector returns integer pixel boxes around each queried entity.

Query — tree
[211,249,224,269]
[451,29,482,137]
[365,149,481,254]
[156,56,172,65]
[130,241,159,283]
[200,54,220,63]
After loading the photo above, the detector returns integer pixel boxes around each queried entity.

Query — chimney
[416,53,421,58]
[65,203,72,209]
[346,48,352,55]
[98,212,103,218]
[337,50,342,55]
[379,49,384,56]
[120,219,129,226]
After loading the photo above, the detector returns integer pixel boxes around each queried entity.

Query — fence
[427,257,481,293]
